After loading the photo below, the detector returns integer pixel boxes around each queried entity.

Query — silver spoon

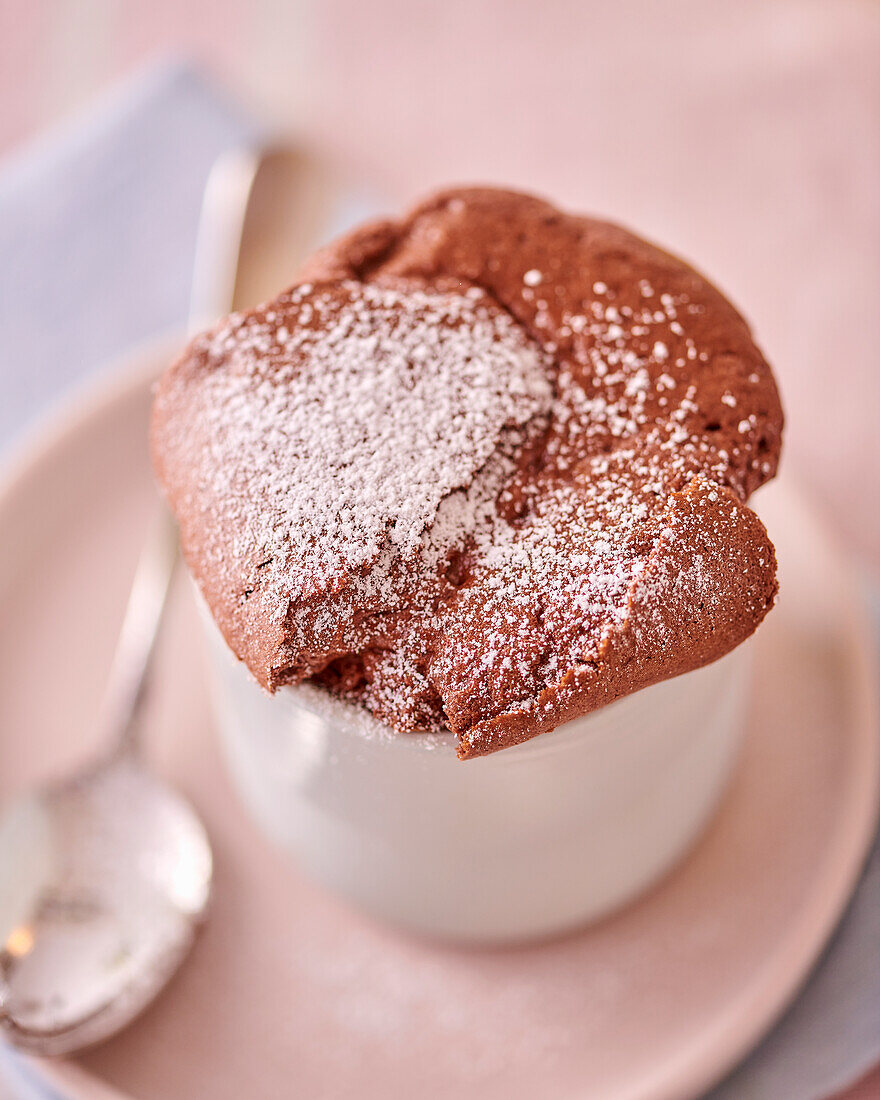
[0,512,209,1056]
[0,144,282,1056]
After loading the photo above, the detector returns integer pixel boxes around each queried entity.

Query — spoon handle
[99,509,179,754]
[100,147,267,757]
[187,145,263,337]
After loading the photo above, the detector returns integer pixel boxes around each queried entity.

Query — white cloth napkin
[0,61,877,1100]
[0,59,256,453]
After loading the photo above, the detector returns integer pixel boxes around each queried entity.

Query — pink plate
[0,343,877,1100]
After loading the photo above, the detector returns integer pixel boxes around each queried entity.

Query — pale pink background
[0,3,878,1096]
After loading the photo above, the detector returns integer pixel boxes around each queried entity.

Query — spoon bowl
[0,753,211,1055]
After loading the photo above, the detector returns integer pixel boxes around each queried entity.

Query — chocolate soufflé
[151,187,783,759]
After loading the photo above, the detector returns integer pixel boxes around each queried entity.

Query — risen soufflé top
[151,187,783,759]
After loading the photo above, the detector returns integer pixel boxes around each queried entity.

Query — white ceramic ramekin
[201,609,749,943]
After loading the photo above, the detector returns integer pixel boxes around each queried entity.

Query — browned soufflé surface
[151,187,783,759]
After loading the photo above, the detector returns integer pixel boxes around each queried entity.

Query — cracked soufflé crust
[151,186,783,759]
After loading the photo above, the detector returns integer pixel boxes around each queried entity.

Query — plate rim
[0,333,180,516]
[1,350,876,1100]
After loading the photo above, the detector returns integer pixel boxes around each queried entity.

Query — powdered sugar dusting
[195,282,552,608]
[155,216,780,754]
[271,282,746,733]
